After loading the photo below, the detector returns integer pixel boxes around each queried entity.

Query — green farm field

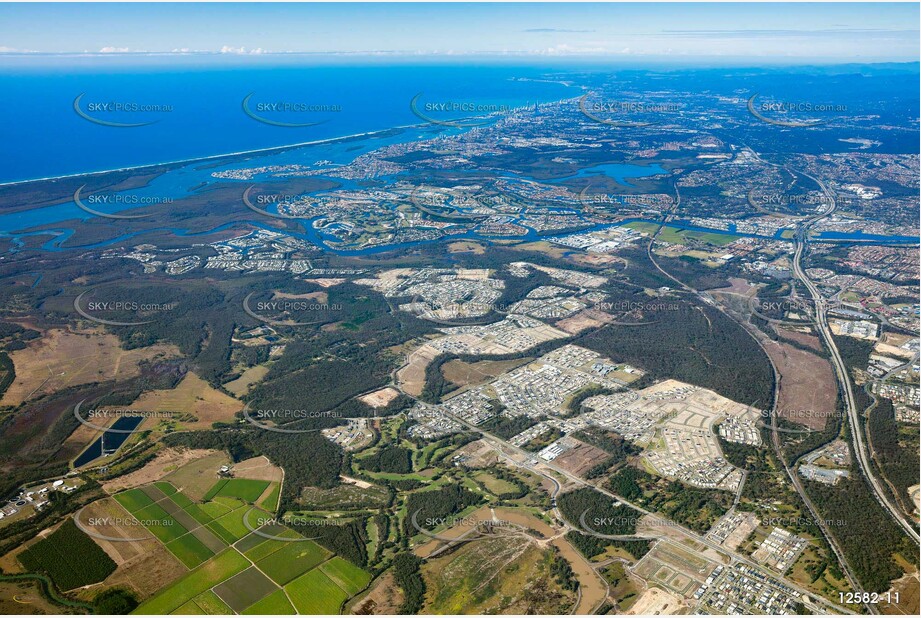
[134,549,250,614]
[241,589,296,615]
[255,540,330,586]
[319,556,372,595]
[284,568,348,614]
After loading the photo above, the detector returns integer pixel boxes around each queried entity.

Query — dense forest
[310,518,369,567]
[655,253,732,290]
[577,297,774,407]
[163,428,343,511]
[607,466,732,533]
[360,445,413,474]
[392,553,426,614]
[402,483,483,536]
[573,427,638,463]
[867,396,919,515]
[557,487,639,536]
[564,531,650,562]
[805,474,918,593]
[419,354,457,403]
[480,414,540,440]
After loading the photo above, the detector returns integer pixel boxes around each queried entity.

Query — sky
[0,2,918,62]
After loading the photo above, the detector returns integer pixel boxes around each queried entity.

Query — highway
[389,151,910,613]
[739,147,919,548]
[640,162,869,611]
[862,353,920,517]
[788,168,921,547]
[436,402,854,615]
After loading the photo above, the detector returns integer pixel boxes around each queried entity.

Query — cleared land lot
[102,448,223,494]
[161,452,233,501]
[232,455,283,483]
[633,541,714,599]
[556,308,615,335]
[350,571,404,614]
[127,372,243,429]
[397,343,441,397]
[762,340,837,430]
[0,327,178,406]
[442,358,531,387]
[358,386,401,408]
[422,533,577,614]
[552,441,611,477]
[75,498,160,565]
[223,364,270,397]
[102,543,188,600]
[625,586,686,615]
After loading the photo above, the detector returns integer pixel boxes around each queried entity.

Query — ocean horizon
[0,60,577,184]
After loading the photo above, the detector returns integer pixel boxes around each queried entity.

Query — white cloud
[542,43,609,55]
[0,45,37,53]
[219,46,267,55]
[99,46,131,53]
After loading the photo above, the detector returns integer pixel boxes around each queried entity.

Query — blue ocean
[0,57,576,184]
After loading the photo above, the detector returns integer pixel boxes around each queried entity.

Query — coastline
[0,96,572,188]
[0,122,432,188]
